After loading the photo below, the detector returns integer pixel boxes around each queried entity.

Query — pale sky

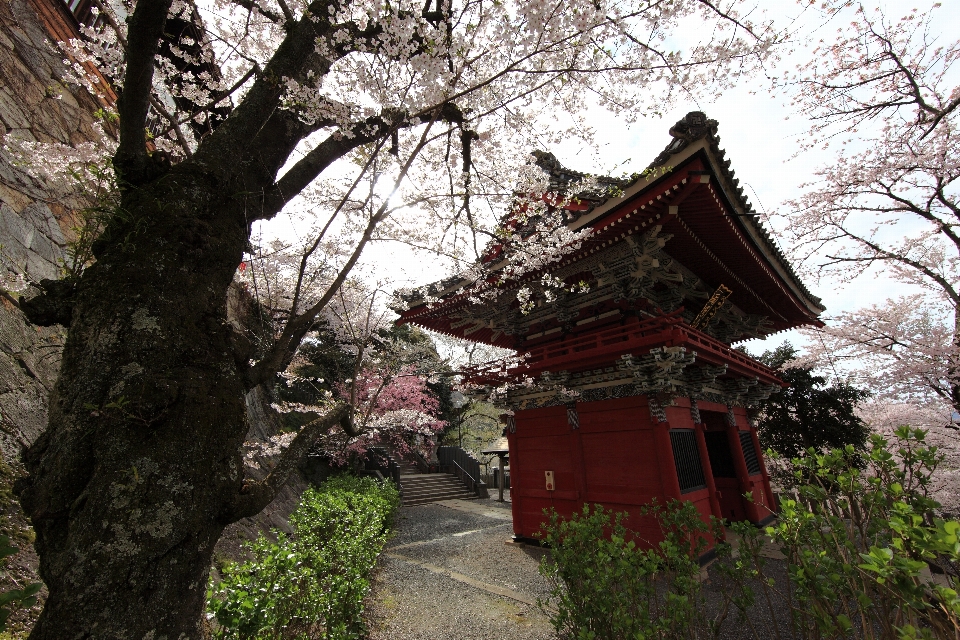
[261,0,960,358]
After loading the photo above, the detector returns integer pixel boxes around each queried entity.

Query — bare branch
[229,0,283,24]
[113,0,175,185]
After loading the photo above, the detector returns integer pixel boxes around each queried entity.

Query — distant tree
[278,325,355,405]
[778,3,960,415]
[753,343,870,458]
[275,281,452,461]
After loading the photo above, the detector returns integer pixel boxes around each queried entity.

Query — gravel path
[364,498,556,640]
[364,496,798,640]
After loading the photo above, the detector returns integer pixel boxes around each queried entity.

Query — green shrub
[0,536,40,634]
[537,500,719,640]
[762,427,960,639]
[538,427,960,640]
[207,474,400,640]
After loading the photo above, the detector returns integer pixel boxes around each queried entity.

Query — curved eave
[567,141,824,323]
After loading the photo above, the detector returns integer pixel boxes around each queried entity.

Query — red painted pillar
[694,422,723,521]
[503,414,522,537]
[749,424,777,520]
[653,408,682,502]
[725,410,762,523]
[567,405,588,509]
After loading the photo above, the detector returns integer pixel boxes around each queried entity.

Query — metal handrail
[451,459,478,484]
[412,450,430,473]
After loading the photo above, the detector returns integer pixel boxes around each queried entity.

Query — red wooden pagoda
[397,111,824,547]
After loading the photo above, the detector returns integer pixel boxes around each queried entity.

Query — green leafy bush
[762,427,960,639]
[537,500,720,639]
[207,474,399,639]
[538,427,960,640]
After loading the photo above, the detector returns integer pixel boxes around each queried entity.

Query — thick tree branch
[229,0,283,24]
[260,103,465,219]
[113,0,174,185]
[225,402,356,522]
[193,6,388,177]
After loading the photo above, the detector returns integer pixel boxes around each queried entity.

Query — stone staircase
[393,456,477,506]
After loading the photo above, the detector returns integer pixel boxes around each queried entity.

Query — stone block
[24,248,57,281]
[0,241,29,271]
[32,98,72,143]
[0,27,14,51]
[0,88,30,129]
[20,201,65,246]
[55,83,80,110]
[0,180,35,213]
[3,55,47,107]
[27,229,61,264]
[8,26,52,83]
[0,203,32,248]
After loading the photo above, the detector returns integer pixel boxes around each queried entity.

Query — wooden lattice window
[670,429,706,493]
[739,431,762,476]
[704,431,737,478]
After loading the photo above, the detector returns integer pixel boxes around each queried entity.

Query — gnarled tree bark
[15,0,378,634]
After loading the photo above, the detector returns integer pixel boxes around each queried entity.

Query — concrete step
[404,492,478,506]
[403,490,475,501]
[400,472,476,505]
[403,488,467,496]
[402,483,474,495]
[399,475,461,483]
[401,477,467,488]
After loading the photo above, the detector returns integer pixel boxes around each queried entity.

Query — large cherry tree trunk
[18,167,253,638]
[14,0,413,634]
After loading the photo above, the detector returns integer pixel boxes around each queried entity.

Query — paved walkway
[365,495,819,640]
[364,497,556,640]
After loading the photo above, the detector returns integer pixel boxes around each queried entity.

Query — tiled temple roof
[529,112,820,310]
[398,111,821,315]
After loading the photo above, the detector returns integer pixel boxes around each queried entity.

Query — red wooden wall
[507,395,777,550]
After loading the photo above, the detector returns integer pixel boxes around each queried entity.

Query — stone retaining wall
[0,0,101,461]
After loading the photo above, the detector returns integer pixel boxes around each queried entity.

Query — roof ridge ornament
[649,111,719,168]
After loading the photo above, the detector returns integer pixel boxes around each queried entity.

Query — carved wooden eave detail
[475,345,780,411]
[436,224,774,345]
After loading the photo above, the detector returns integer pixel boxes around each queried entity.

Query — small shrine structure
[397,112,824,546]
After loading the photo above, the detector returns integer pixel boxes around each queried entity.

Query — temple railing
[436,446,489,498]
[364,447,401,485]
[464,312,780,387]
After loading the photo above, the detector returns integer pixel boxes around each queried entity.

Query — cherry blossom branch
[147,95,193,158]
[245,112,444,388]
[225,402,355,522]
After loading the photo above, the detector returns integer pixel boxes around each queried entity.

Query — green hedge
[207,475,400,640]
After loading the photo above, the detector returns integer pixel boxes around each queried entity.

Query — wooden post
[749,426,776,520]
[725,411,762,523]
[568,404,588,507]
[694,422,723,521]
[505,420,522,538]
[654,418,682,501]
[497,454,506,502]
